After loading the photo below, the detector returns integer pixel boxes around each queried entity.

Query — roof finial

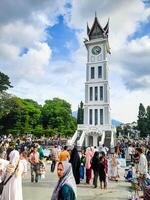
[95,11,97,18]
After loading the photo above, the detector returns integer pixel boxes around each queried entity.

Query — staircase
[68,130,82,146]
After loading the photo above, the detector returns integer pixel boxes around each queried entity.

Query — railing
[110,131,115,148]
[77,131,85,147]
[67,130,78,146]
[99,131,105,145]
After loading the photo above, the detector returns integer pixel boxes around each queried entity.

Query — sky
[0,0,150,123]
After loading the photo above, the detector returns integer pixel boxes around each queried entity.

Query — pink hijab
[86,147,94,169]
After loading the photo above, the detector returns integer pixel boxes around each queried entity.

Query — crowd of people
[0,135,150,199]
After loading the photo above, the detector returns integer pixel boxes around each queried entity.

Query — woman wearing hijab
[91,151,99,188]
[1,149,26,200]
[85,147,94,184]
[51,161,77,200]
[69,147,80,184]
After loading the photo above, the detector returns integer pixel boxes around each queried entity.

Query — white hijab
[51,161,77,200]
[6,150,20,175]
[9,150,19,167]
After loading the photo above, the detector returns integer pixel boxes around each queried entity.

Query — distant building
[119,121,139,138]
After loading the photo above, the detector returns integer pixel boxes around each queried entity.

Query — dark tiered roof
[87,16,109,40]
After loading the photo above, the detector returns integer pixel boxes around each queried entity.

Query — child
[99,156,107,189]
[20,151,28,176]
[80,149,86,180]
[124,166,133,182]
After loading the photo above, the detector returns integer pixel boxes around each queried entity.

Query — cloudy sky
[0,0,150,123]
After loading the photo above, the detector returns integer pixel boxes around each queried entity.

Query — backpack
[125,169,133,181]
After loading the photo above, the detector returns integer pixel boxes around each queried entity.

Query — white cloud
[0,22,44,48]
[0,0,150,123]
[64,0,150,122]
[0,0,68,86]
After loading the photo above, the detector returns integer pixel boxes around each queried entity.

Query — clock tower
[68,15,116,147]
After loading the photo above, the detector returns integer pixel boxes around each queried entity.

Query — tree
[0,71,12,92]
[77,101,84,124]
[146,106,150,135]
[0,97,41,135]
[41,98,77,136]
[137,103,147,137]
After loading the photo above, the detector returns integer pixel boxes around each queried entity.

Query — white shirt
[138,153,148,175]
[101,146,109,155]
[128,146,133,155]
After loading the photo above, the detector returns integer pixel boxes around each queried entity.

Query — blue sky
[46,15,79,61]
[0,0,150,123]
[128,15,150,41]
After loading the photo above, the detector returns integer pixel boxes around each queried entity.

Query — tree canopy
[77,101,84,124]
[137,103,150,137]
[42,98,76,136]
[0,95,77,137]
[0,71,12,92]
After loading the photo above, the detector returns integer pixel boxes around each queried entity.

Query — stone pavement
[23,163,130,200]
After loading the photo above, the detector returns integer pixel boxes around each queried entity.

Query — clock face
[92,46,101,55]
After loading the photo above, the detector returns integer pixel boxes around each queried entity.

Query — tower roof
[87,15,109,40]
[103,18,109,36]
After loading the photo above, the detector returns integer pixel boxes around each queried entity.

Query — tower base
[68,124,116,148]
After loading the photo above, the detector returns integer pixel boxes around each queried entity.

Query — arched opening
[97,135,101,146]
[89,135,93,146]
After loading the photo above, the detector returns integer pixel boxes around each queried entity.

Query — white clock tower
[68,15,115,147]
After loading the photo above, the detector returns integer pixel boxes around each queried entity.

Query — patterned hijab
[51,161,77,200]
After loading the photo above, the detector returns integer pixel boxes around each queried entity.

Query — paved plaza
[23,162,130,200]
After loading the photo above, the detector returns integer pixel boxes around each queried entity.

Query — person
[51,161,77,200]
[128,144,134,162]
[59,146,70,162]
[133,149,140,172]
[85,147,94,184]
[69,147,80,184]
[0,155,9,183]
[51,146,59,172]
[99,156,107,189]
[1,150,25,200]
[101,151,108,181]
[80,149,86,180]
[28,145,40,182]
[91,151,99,188]
[141,184,150,200]
[136,147,148,176]
[146,146,150,173]
[19,151,27,176]
[109,154,119,181]
[101,144,109,155]
[37,143,44,161]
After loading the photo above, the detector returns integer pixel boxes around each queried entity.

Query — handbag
[0,162,19,195]
[0,182,4,195]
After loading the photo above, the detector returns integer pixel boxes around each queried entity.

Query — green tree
[0,97,41,135]
[41,98,77,137]
[22,99,42,130]
[146,106,150,135]
[137,103,147,137]
[77,101,84,124]
[0,92,11,119]
[0,71,12,92]
[116,125,123,137]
